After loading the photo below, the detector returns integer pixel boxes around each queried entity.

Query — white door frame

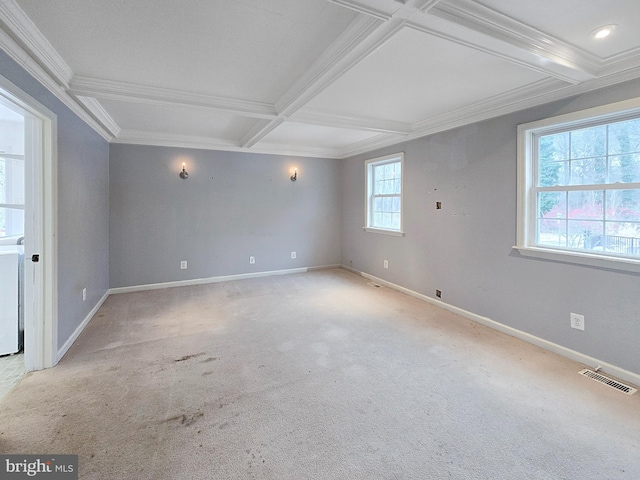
[0,74,57,371]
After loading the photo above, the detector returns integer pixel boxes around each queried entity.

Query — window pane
[538,160,567,187]
[606,189,640,222]
[539,132,570,162]
[538,219,566,247]
[609,154,640,183]
[392,196,400,213]
[383,196,392,213]
[569,157,606,185]
[608,118,640,155]
[538,191,566,218]
[0,156,25,205]
[568,220,603,249]
[568,190,603,220]
[391,213,400,230]
[605,222,640,256]
[0,206,24,238]
[570,125,606,159]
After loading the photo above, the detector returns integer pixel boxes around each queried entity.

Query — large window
[517,98,640,270]
[365,153,404,236]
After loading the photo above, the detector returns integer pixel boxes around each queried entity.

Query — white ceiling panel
[98,99,258,143]
[15,0,358,102]
[478,0,640,60]
[303,26,548,124]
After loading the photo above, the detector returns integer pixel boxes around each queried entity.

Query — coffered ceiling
[2,0,640,158]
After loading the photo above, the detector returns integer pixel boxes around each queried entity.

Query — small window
[517,98,640,270]
[364,153,404,236]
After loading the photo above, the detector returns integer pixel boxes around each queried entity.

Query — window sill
[363,227,405,237]
[513,245,640,274]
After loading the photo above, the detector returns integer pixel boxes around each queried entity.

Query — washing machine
[0,237,23,356]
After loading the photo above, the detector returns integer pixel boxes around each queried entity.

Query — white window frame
[364,152,405,236]
[516,97,640,273]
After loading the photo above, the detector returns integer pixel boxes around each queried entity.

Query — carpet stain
[202,371,214,376]
[163,412,204,426]
[174,352,206,362]
[201,357,219,363]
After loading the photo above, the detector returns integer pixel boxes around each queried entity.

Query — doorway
[0,74,57,385]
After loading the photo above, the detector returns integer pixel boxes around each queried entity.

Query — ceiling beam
[69,76,278,120]
[418,0,600,85]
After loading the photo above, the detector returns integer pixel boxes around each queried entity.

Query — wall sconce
[179,162,189,179]
[290,168,297,182]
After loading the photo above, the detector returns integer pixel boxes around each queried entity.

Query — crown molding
[74,95,121,137]
[337,131,405,158]
[69,76,277,120]
[0,0,73,88]
[114,129,339,159]
[0,26,113,141]
[598,49,640,78]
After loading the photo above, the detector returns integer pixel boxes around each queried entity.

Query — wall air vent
[579,369,637,395]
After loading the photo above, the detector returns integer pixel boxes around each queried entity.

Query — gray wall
[341,79,640,376]
[0,51,110,350]
[109,144,341,288]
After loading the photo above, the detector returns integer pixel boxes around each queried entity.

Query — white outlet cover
[250,256,256,264]
[383,260,388,269]
[570,313,585,331]
[291,251,296,259]
[180,261,187,269]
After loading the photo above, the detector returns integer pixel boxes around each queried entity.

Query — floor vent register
[579,369,637,395]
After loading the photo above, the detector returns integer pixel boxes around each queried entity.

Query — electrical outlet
[82,288,86,301]
[291,251,296,259]
[180,261,187,270]
[383,260,388,269]
[436,289,442,298]
[571,313,585,331]
[249,256,255,264]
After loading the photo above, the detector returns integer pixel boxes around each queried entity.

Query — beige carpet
[1,269,639,479]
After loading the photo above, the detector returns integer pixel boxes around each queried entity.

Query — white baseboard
[109,265,338,295]
[351,268,640,388]
[57,290,109,363]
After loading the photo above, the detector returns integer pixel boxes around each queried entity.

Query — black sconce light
[179,162,189,179]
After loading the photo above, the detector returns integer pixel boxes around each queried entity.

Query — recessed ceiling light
[590,24,617,40]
